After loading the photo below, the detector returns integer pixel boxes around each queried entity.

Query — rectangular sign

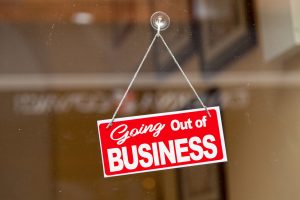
[97,106,227,177]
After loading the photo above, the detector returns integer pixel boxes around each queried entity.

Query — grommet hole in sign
[97,11,227,178]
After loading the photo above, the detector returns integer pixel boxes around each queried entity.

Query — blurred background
[0,0,300,199]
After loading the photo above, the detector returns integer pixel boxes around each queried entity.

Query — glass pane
[0,0,299,200]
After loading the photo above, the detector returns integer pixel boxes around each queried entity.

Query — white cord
[157,34,211,117]
[107,22,210,128]
[106,35,158,128]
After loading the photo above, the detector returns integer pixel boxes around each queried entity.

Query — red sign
[97,107,227,177]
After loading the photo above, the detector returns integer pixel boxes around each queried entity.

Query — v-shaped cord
[107,26,211,128]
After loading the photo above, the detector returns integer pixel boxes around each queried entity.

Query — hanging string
[107,18,210,128]
[106,35,157,128]
[157,33,211,118]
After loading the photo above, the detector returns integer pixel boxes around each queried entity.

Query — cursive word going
[110,123,166,145]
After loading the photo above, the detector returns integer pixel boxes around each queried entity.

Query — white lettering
[110,123,165,145]
[175,138,190,163]
[189,136,204,161]
[107,148,124,172]
[203,135,217,159]
[139,144,153,168]
[122,146,138,170]
[158,140,176,165]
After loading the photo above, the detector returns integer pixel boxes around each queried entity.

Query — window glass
[0,0,299,200]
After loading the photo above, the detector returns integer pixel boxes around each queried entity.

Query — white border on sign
[97,106,227,178]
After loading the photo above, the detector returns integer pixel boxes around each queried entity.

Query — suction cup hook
[150,11,170,31]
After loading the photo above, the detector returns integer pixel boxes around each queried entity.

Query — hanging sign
[97,106,227,177]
